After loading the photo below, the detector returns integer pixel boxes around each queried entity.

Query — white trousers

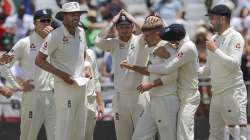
[19,90,55,140]
[208,85,247,140]
[112,93,148,140]
[177,91,200,140]
[132,95,179,140]
[54,82,87,140]
[84,95,97,140]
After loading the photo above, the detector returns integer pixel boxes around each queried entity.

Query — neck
[35,30,46,39]
[218,24,230,35]
[148,39,161,47]
[119,35,131,42]
[63,22,76,36]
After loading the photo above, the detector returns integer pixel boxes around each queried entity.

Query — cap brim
[116,22,132,25]
[55,10,87,21]
[159,28,168,41]
[205,13,213,16]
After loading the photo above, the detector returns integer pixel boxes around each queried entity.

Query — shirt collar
[178,35,189,48]
[62,24,80,37]
[221,26,233,37]
[32,31,44,42]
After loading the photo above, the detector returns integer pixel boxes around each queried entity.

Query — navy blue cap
[116,14,132,25]
[159,24,186,42]
[34,9,52,20]
[205,4,231,18]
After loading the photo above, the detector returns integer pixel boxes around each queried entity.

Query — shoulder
[181,40,197,55]
[15,36,30,47]
[230,29,244,42]
[48,27,63,41]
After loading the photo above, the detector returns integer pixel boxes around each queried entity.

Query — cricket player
[202,4,247,140]
[95,10,149,140]
[123,23,200,140]
[84,49,105,140]
[35,2,89,140]
[121,16,179,140]
[2,9,56,140]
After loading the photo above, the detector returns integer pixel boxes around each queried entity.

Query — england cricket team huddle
[0,1,248,140]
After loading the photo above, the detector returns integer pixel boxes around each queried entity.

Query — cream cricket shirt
[148,36,199,101]
[40,25,87,82]
[7,31,53,91]
[147,41,177,96]
[199,27,245,94]
[95,34,148,93]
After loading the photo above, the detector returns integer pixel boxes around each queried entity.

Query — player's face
[116,24,133,39]
[64,12,81,27]
[209,15,222,32]
[143,30,159,46]
[35,18,52,32]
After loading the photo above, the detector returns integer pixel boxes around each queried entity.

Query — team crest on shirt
[176,52,184,59]
[235,43,241,49]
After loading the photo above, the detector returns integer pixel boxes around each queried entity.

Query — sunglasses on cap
[36,18,52,23]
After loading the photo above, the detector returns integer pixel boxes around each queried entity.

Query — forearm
[35,58,69,79]
[213,49,241,70]
[96,91,104,106]
[99,22,115,39]
[130,65,149,75]
[0,65,20,89]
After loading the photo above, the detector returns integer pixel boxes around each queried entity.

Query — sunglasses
[36,19,52,23]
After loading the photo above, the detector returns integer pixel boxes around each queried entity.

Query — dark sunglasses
[36,19,52,23]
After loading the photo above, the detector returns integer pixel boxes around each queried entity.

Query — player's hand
[1,87,15,98]
[19,79,35,92]
[112,10,122,24]
[96,104,105,120]
[41,26,53,38]
[121,9,134,22]
[146,15,161,24]
[154,46,170,59]
[206,36,218,52]
[0,52,14,65]
[84,66,92,79]
[120,60,132,69]
[137,82,154,93]
[61,74,74,85]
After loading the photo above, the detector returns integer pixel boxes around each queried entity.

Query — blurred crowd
[1,0,250,120]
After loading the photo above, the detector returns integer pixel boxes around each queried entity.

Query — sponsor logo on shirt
[63,36,69,44]
[28,111,33,119]
[119,43,125,49]
[67,100,72,108]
